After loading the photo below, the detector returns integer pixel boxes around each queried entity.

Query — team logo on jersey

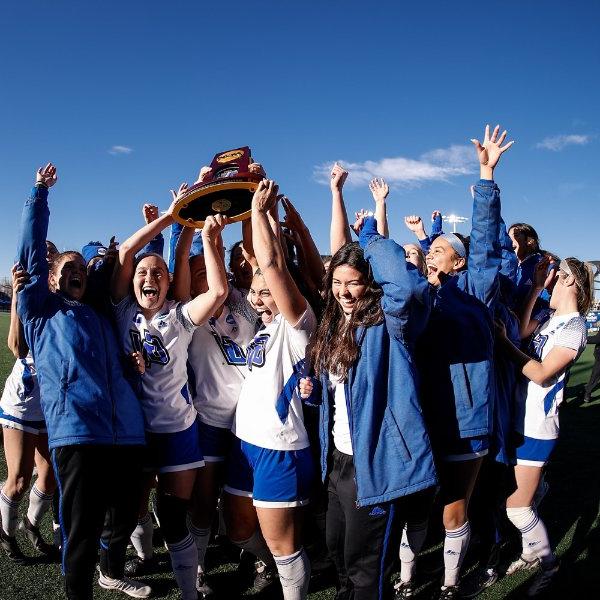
[529,333,548,359]
[246,334,270,370]
[130,329,170,368]
[211,333,247,366]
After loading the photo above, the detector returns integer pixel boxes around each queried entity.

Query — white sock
[0,490,21,536]
[506,506,554,566]
[188,519,211,572]
[443,521,471,587]
[131,512,154,560]
[166,534,198,600]
[274,547,311,600]
[27,485,53,527]
[233,529,275,566]
[400,519,428,583]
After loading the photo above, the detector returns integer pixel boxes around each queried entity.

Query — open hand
[471,125,514,174]
[167,183,188,215]
[369,178,389,203]
[143,204,159,224]
[36,163,57,188]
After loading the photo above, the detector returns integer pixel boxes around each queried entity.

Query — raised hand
[167,182,188,215]
[36,163,57,188]
[142,204,159,224]
[404,215,426,237]
[251,179,280,213]
[369,178,389,203]
[431,210,441,222]
[330,163,348,192]
[194,166,212,185]
[351,209,371,236]
[471,124,515,177]
[12,263,31,294]
[281,197,305,232]
[104,236,119,262]
[248,162,266,177]
[202,214,228,242]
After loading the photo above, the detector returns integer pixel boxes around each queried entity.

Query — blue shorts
[516,436,557,467]
[224,437,314,508]
[145,419,204,474]
[0,406,47,435]
[197,420,233,463]
[440,435,490,462]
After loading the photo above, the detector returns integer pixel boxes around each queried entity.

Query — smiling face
[426,237,466,287]
[50,253,87,301]
[331,264,368,315]
[133,255,169,316]
[248,272,279,325]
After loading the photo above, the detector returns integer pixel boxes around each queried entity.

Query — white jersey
[189,287,257,429]
[234,307,316,451]
[113,296,197,433]
[329,373,353,456]
[517,312,587,440]
[0,355,43,421]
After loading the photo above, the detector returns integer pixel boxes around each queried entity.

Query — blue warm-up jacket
[314,218,437,507]
[16,185,146,450]
[417,180,501,444]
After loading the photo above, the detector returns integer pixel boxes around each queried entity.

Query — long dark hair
[310,243,383,379]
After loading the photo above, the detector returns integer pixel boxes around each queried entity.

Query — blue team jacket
[16,186,146,450]
[315,221,437,507]
[417,180,501,442]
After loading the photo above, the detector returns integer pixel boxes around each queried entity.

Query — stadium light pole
[443,214,469,233]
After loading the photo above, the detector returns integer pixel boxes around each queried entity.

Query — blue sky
[1,0,599,276]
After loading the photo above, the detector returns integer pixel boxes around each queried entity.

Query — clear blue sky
[1,0,599,276]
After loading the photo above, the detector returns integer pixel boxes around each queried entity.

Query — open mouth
[142,286,159,301]
[69,276,83,289]
[427,265,438,276]
[339,298,356,309]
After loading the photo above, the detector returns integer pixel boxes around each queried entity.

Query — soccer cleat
[196,570,214,598]
[124,555,158,577]
[505,555,540,576]
[249,559,278,594]
[460,567,498,597]
[20,516,60,559]
[526,561,559,597]
[98,570,152,598]
[0,526,28,565]
[393,578,415,599]
[437,585,459,599]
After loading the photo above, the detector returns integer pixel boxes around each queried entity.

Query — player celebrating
[111,184,229,600]
[224,179,316,600]
[496,255,593,596]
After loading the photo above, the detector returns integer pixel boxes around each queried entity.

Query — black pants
[325,448,435,600]
[52,444,144,600]
[585,348,600,398]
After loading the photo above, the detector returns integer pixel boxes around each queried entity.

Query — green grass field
[1,309,599,599]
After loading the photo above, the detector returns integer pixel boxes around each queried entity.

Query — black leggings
[325,448,435,600]
[52,444,144,600]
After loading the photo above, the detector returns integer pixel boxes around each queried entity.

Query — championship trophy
[171,146,263,228]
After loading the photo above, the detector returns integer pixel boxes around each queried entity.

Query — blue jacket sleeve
[16,186,51,322]
[361,218,431,344]
[168,222,184,273]
[498,218,518,282]
[139,233,164,258]
[466,180,502,307]
[419,236,432,254]
[431,212,443,238]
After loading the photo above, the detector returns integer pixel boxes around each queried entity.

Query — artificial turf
[0,310,599,599]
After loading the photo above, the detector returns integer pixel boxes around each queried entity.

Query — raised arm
[139,204,165,257]
[329,163,352,255]
[8,264,30,358]
[467,124,515,305]
[359,216,431,344]
[184,215,229,325]
[171,225,195,302]
[369,178,389,237]
[499,216,518,281]
[252,179,307,325]
[111,184,185,303]
[16,163,57,323]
